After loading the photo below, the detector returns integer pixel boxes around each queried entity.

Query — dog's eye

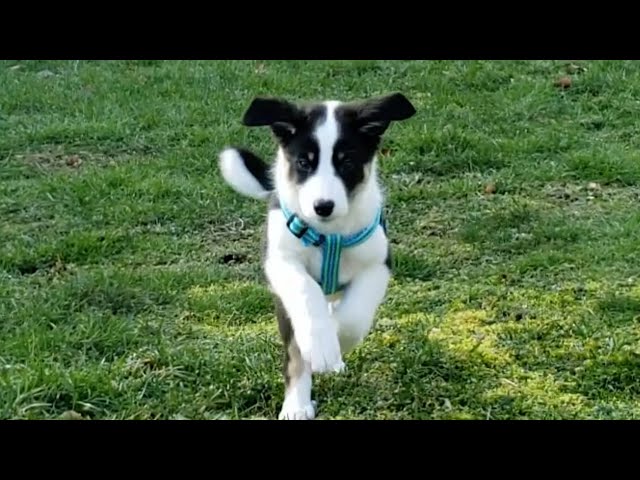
[337,151,354,165]
[297,156,312,170]
[339,155,355,169]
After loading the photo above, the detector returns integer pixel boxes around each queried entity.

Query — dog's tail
[218,147,274,200]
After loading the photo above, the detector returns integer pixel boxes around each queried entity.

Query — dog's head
[241,93,416,224]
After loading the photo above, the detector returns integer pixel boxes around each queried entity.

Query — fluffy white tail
[218,147,273,200]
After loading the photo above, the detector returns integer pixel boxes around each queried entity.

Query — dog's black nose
[314,199,335,217]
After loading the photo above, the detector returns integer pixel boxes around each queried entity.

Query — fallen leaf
[565,63,586,74]
[65,155,82,168]
[59,410,84,420]
[554,76,572,89]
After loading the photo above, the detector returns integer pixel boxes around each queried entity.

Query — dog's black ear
[352,93,416,137]
[242,97,305,144]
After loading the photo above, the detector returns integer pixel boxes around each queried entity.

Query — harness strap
[280,202,384,295]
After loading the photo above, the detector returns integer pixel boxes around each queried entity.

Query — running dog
[218,92,416,419]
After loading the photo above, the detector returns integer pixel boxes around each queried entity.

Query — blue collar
[280,202,385,295]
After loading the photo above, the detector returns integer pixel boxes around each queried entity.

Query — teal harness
[280,202,386,295]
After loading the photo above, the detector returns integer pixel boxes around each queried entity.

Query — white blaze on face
[297,101,349,221]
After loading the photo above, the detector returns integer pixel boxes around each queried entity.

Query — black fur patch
[234,147,274,192]
[380,212,393,271]
[273,295,294,387]
[279,105,326,185]
[385,246,393,270]
[330,133,375,195]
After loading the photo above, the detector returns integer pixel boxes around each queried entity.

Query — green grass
[2,60,640,420]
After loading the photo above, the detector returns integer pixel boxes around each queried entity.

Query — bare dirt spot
[65,155,82,168]
[17,263,42,275]
[542,181,628,209]
[15,257,70,277]
[220,253,247,265]
[15,148,114,171]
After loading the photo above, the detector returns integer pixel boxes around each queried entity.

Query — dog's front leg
[332,263,391,354]
[265,256,345,374]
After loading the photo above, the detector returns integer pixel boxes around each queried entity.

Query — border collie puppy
[218,93,416,419]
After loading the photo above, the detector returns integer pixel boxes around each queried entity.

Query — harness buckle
[286,214,308,239]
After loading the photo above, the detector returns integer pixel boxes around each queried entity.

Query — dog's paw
[308,328,345,374]
[278,400,317,420]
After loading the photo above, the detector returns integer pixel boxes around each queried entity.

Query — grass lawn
[1,60,640,420]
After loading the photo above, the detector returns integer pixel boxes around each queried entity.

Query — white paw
[299,327,345,374]
[278,400,317,420]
